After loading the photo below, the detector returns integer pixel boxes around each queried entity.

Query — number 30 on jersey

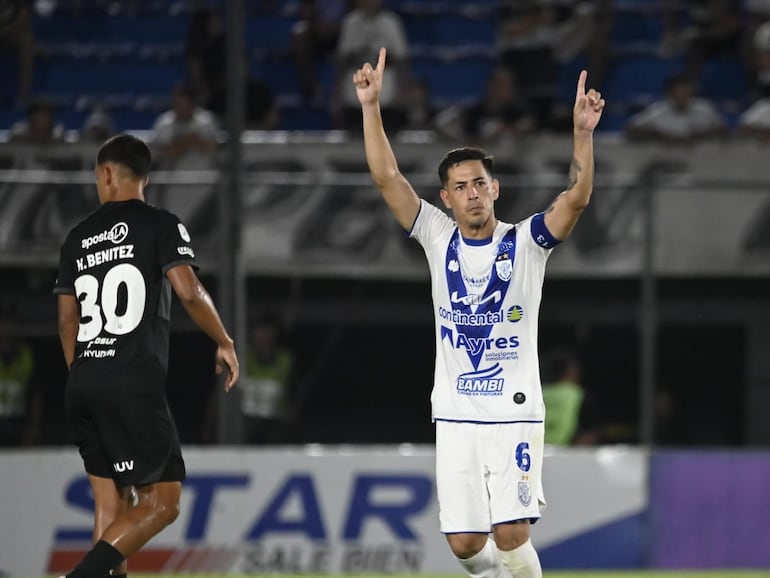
[74,263,147,342]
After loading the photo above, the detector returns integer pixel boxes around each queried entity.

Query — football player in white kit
[353,48,605,578]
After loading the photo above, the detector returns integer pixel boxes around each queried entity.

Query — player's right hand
[216,341,239,392]
[353,47,386,106]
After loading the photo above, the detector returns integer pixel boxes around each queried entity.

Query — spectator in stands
[553,0,612,91]
[737,25,770,154]
[152,82,219,231]
[332,0,410,132]
[292,0,348,104]
[496,0,560,128]
[660,0,742,83]
[239,315,296,445]
[541,347,601,445]
[151,81,219,168]
[0,0,34,106]
[8,99,65,144]
[79,106,116,143]
[0,315,35,446]
[624,73,727,143]
[390,76,437,133]
[185,5,225,111]
[744,0,770,69]
[748,21,770,99]
[435,67,536,145]
[184,5,279,130]
[737,97,770,141]
[244,78,281,130]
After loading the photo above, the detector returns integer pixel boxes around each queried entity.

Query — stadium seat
[698,56,749,108]
[611,8,663,52]
[34,15,188,43]
[278,105,331,131]
[412,54,495,106]
[245,15,295,56]
[602,55,684,109]
[33,57,183,97]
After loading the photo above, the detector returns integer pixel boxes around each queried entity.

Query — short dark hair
[438,147,494,187]
[664,72,691,93]
[96,133,152,178]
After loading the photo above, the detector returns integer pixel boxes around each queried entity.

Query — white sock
[455,537,507,578]
[498,539,542,578]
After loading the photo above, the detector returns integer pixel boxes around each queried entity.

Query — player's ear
[439,188,452,209]
[492,178,500,201]
[143,176,149,187]
[102,163,113,185]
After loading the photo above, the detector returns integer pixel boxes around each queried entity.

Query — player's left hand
[573,70,605,133]
[216,341,239,392]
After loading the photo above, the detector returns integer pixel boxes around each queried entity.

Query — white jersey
[410,200,560,423]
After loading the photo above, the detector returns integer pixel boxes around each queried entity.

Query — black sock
[111,573,127,578]
[66,540,125,578]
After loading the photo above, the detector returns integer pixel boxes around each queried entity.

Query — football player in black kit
[54,134,239,578]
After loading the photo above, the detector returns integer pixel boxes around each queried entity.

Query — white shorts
[435,420,546,533]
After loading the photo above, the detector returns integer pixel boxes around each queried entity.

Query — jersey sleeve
[53,234,76,295]
[409,199,456,247]
[516,212,560,264]
[157,211,198,274]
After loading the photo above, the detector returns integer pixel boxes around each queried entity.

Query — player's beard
[465,208,492,232]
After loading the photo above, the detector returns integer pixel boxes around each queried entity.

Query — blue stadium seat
[603,55,684,108]
[34,16,188,43]
[698,56,749,107]
[245,15,295,55]
[401,13,434,48]
[611,10,663,50]
[279,106,331,131]
[112,108,159,131]
[0,108,23,130]
[251,57,300,98]
[429,13,496,48]
[403,12,496,52]
[33,57,183,97]
[412,55,494,106]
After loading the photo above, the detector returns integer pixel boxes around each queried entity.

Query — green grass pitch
[24,568,770,578]
[105,569,770,578]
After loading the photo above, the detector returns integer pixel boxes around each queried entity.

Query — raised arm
[166,264,239,391]
[544,70,605,241]
[355,47,421,231]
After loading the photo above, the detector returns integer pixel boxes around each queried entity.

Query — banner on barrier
[0,446,646,575]
[1,139,769,277]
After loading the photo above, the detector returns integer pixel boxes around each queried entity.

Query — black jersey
[54,199,197,390]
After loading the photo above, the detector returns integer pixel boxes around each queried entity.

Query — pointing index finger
[576,70,587,100]
[376,47,387,75]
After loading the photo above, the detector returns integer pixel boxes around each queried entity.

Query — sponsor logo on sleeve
[178,223,191,242]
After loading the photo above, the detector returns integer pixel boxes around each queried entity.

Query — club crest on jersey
[518,482,532,507]
[448,259,459,272]
[495,258,512,281]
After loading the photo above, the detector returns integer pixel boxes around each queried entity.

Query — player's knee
[154,500,180,526]
[446,534,488,559]
[492,521,531,551]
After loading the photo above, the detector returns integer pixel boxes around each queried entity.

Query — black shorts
[66,382,186,487]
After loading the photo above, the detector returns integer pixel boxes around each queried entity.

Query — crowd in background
[0,0,763,448]
[4,0,770,151]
